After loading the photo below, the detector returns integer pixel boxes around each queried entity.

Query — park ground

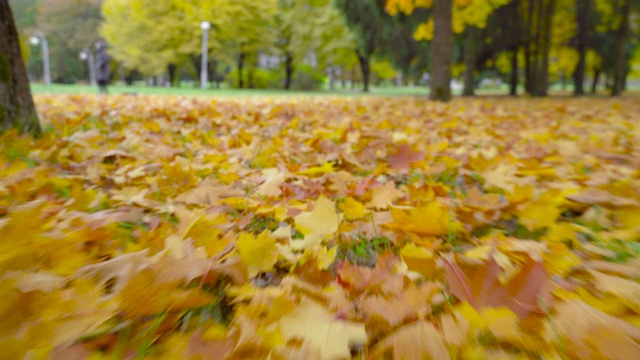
[30,83,636,97]
[1,93,639,358]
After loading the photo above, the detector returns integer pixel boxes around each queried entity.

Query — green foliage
[292,64,325,90]
[225,69,281,89]
[34,0,102,83]
[339,234,391,266]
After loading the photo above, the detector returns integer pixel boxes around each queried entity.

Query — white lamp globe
[30,36,40,45]
[200,21,211,31]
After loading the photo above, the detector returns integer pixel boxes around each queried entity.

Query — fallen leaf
[366,181,404,209]
[385,202,461,236]
[279,296,367,360]
[371,320,448,360]
[236,231,278,277]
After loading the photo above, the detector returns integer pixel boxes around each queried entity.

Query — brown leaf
[443,255,551,318]
[366,181,404,209]
[360,282,440,328]
[186,328,234,360]
[175,177,244,206]
[549,300,640,359]
[387,144,424,172]
[337,251,404,296]
[371,321,448,360]
[566,188,640,208]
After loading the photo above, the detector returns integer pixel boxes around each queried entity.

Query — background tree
[219,0,277,88]
[36,0,102,83]
[1,0,41,135]
[429,0,453,101]
[573,0,591,95]
[102,0,196,84]
[611,0,632,96]
[277,0,355,90]
[334,0,388,92]
[386,0,511,100]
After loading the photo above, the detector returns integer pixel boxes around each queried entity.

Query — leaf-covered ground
[2,95,640,359]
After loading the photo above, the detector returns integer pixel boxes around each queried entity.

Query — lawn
[1,94,639,358]
[30,83,511,97]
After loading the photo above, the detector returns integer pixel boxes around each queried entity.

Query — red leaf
[443,254,551,318]
[387,144,424,172]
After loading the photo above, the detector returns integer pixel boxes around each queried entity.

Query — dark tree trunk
[284,52,293,90]
[167,63,177,87]
[357,52,370,92]
[191,55,200,78]
[248,69,255,89]
[237,53,245,89]
[208,60,217,88]
[573,0,589,96]
[463,27,477,96]
[524,0,536,94]
[536,0,555,96]
[430,0,453,101]
[124,71,134,86]
[591,68,600,94]
[611,0,630,96]
[0,0,40,135]
[527,0,555,97]
[525,0,537,94]
[510,46,519,96]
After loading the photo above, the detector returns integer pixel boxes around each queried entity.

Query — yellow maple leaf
[236,231,278,277]
[517,191,564,231]
[399,243,437,278]
[297,162,335,176]
[386,202,461,236]
[338,196,366,221]
[366,181,404,210]
[293,196,342,250]
[278,296,367,360]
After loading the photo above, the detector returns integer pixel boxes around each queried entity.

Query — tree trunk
[237,53,245,89]
[463,27,477,96]
[430,0,453,101]
[524,0,536,94]
[529,0,555,97]
[611,0,630,96]
[591,68,600,94]
[357,52,370,92]
[167,63,177,87]
[328,67,335,90]
[510,46,519,96]
[208,60,217,88]
[538,0,555,96]
[0,0,40,135]
[573,0,589,96]
[396,71,403,87]
[284,52,293,90]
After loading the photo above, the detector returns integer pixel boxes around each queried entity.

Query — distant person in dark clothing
[95,40,110,94]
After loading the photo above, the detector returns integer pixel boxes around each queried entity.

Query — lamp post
[200,21,211,89]
[30,32,51,86]
[79,48,97,86]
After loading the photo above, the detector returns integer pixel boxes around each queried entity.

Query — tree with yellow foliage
[386,0,511,99]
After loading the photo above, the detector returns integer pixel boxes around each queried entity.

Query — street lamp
[200,21,211,89]
[30,32,51,86]
[79,48,97,86]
